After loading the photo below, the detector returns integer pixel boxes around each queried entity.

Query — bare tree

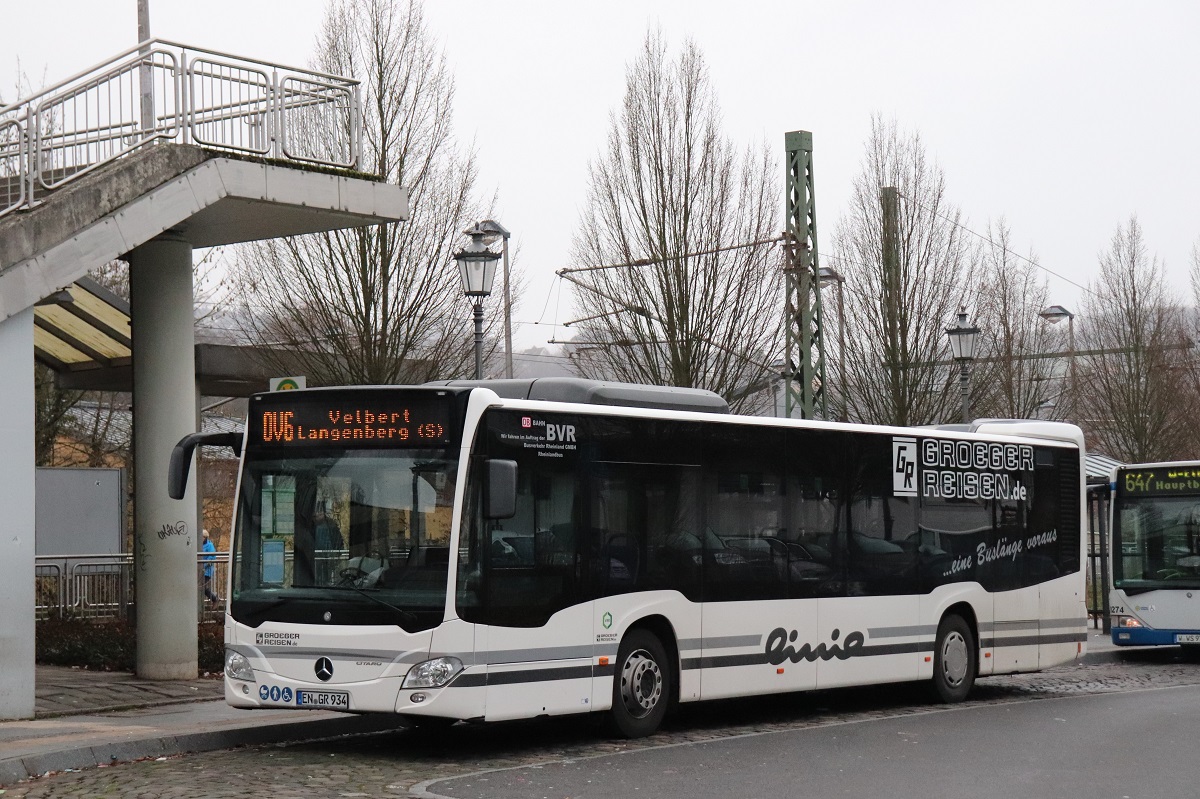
[971,220,1063,420]
[1076,216,1193,461]
[34,365,82,465]
[1182,238,1200,456]
[230,0,490,385]
[567,31,780,412]
[831,116,977,426]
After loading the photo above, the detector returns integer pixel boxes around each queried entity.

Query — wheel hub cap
[942,631,968,686]
[620,649,662,718]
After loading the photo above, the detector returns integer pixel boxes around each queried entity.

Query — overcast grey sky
[5,1,1197,350]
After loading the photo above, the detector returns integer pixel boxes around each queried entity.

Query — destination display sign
[1117,467,1200,498]
[248,393,453,448]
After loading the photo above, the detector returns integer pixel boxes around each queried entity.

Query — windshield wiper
[329,583,419,626]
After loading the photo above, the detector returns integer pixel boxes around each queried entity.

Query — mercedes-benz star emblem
[314,657,334,682]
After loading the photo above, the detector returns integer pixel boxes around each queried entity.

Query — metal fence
[1086,484,1112,633]
[1,39,362,219]
[35,551,230,622]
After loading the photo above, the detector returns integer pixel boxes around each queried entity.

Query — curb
[0,713,403,787]
[1080,644,1181,666]
[34,694,221,720]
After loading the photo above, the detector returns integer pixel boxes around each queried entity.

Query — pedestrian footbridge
[0,40,408,718]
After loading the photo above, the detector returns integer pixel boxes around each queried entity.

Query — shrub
[199,621,225,674]
[37,618,225,675]
[37,617,136,671]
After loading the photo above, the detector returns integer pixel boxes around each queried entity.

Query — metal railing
[1,39,363,219]
[35,551,231,621]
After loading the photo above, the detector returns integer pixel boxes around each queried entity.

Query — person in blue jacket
[201,529,219,604]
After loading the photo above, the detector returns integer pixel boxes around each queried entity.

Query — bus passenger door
[701,426,819,699]
[477,610,594,722]
[478,466,595,721]
[1039,579,1085,668]
[992,588,1040,671]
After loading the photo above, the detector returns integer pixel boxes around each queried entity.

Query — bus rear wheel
[610,629,671,738]
[932,614,976,703]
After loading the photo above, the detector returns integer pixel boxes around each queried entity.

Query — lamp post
[818,266,846,421]
[477,220,513,378]
[454,224,501,379]
[1039,304,1076,408]
[945,308,981,424]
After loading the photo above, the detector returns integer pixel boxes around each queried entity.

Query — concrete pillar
[130,235,198,679]
[0,308,35,719]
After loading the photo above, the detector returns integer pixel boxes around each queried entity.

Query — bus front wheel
[610,629,671,738]
[932,614,976,703]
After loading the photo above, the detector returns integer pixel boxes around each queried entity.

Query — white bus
[1109,461,1200,648]
[171,378,1088,737]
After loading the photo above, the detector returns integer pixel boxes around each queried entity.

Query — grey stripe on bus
[446,665,604,688]
[463,622,1085,668]
[439,629,1088,687]
[479,645,595,664]
[981,631,1087,648]
[228,625,1088,677]
[684,632,1086,671]
[471,635,760,665]
[866,625,936,639]
[989,620,1041,632]
[980,618,1083,633]
[678,635,763,651]
[227,644,422,664]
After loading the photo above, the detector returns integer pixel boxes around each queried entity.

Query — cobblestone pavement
[34,666,224,718]
[5,655,1198,798]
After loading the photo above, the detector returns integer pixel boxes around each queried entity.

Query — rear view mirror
[168,432,244,499]
[485,459,517,519]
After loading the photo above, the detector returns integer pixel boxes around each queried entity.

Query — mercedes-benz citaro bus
[169,378,1088,738]
[1109,461,1200,648]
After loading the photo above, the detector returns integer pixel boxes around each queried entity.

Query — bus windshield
[1114,495,1200,591]
[230,448,459,631]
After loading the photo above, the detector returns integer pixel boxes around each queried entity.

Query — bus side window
[702,424,787,602]
[470,449,581,627]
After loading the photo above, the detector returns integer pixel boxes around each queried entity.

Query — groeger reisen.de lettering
[921,439,1034,500]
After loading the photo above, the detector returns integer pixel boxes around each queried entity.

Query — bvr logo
[893,437,917,496]
[547,423,576,442]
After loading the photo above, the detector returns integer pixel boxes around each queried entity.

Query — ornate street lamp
[477,220,513,378]
[455,224,501,379]
[945,308,981,423]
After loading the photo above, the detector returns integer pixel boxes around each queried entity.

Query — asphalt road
[422,686,1199,799]
[5,653,1199,798]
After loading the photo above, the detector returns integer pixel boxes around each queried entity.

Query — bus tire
[610,629,671,738]
[932,614,976,703]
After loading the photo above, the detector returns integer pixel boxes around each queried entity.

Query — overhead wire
[896,191,1094,298]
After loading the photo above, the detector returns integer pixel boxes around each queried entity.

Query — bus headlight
[1114,616,1143,628]
[225,650,255,681]
[402,656,464,689]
